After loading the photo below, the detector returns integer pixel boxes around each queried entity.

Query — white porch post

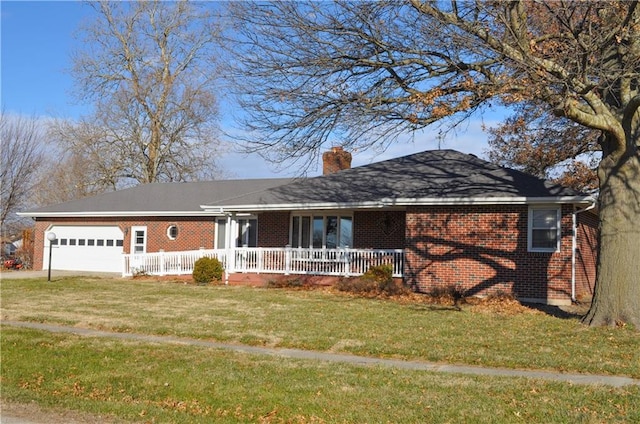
[344,247,351,277]
[225,214,234,284]
[285,245,291,275]
[159,249,165,276]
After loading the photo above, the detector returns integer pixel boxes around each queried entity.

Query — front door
[129,226,147,270]
[131,226,147,254]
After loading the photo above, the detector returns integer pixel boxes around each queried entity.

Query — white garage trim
[44,225,124,273]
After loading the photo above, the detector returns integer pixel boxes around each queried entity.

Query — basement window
[528,207,560,252]
[167,225,179,240]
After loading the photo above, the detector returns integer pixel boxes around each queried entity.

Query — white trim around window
[528,206,561,252]
[166,224,178,240]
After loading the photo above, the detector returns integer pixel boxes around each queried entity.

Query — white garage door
[44,226,124,273]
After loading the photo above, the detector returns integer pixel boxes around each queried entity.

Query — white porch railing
[122,247,404,278]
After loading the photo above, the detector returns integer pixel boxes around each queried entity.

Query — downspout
[571,202,596,302]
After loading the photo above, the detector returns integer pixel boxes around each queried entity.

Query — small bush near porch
[192,256,224,285]
[1,277,638,423]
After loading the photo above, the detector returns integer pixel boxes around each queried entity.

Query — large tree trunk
[583,145,640,329]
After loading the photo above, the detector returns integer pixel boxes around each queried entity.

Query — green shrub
[192,257,224,285]
[362,263,393,282]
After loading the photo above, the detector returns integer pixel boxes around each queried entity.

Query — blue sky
[1,1,497,178]
[1,1,94,118]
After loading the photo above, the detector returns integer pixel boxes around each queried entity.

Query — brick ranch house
[20,149,598,305]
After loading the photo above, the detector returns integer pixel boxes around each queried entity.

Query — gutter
[200,195,596,213]
[571,201,597,302]
[17,211,225,218]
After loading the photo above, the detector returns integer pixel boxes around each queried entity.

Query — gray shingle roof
[20,179,294,216]
[21,150,593,218]
[202,150,591,210]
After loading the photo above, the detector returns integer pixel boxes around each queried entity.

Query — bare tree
[227,1,640,328]
[0,112,46,239]
[63,0,223,187]
[30,145,118,207]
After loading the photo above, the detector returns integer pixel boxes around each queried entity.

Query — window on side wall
[528,207,560,252]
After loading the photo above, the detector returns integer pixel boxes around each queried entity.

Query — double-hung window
[528,207,560,252]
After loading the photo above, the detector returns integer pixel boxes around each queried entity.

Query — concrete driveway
[0,270,122,280]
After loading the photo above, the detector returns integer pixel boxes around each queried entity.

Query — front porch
[122,247,404,280]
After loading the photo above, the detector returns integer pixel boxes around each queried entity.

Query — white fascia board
[17,210,225,218]
[199,202,377,212]
[391,196,596,206]
[202,196,596,213]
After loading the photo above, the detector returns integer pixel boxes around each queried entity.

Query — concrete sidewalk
[4,320,639,388]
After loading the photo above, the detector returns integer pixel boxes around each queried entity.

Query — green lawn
[1,276,639,422]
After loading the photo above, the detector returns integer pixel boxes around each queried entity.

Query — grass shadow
[522,302,590,320]
[407,303,462,312]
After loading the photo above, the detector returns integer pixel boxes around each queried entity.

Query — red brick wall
[575,210,598,301]
[32,216,216,270]
[33,220,52,271]
[258,212,290,247]
[404,204,574,304]
[353,210,405,249]
[124,217,215,253]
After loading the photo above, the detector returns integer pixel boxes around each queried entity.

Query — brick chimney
[322,146,352,175]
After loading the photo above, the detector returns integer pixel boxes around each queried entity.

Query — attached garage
[44,226,124,273]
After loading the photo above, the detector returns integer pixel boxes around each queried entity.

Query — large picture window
[528,207,560,252]
[292,214,352,248]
